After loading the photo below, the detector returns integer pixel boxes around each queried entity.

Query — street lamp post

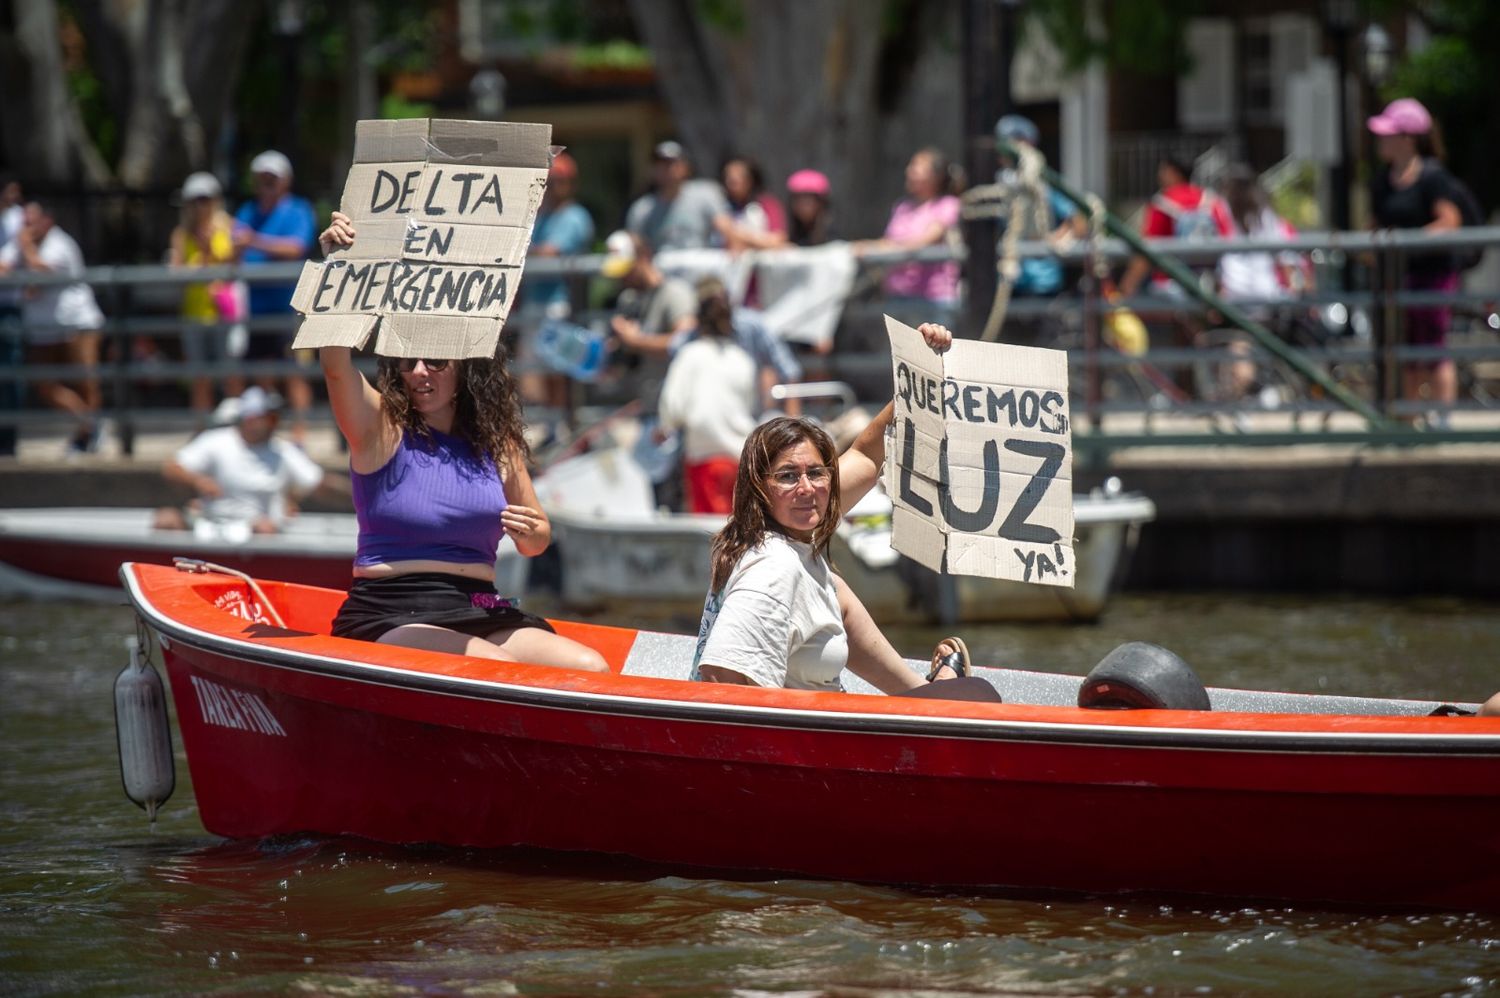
[1322,0,1356,235]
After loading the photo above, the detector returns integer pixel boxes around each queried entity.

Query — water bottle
[537,319,607,382]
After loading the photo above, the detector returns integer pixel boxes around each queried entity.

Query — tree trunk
[627,0,962,238]
[84,0,260,191]
[0,1,113,189]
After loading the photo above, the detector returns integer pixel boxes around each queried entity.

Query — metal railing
[1,228,1499,458]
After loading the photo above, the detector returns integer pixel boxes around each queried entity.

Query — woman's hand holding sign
[319,211,357,257]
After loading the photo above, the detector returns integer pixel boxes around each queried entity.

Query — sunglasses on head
[397,358,451,373]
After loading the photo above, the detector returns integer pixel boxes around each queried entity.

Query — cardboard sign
[291,118,552,358]
[883,315,1074,587]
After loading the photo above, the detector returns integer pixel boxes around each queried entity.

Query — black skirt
[330,572,555,644]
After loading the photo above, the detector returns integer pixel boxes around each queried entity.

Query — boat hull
[124,563,1500,911]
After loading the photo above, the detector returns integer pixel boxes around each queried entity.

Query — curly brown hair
[375,354,530,472]
[709,416,841,591]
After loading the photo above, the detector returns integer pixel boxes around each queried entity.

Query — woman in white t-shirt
[692,323,1001,701]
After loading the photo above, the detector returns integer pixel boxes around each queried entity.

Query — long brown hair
[709,417,841,591]
[375,353,530,472]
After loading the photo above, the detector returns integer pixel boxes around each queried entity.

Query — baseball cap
[995,114,1040,146]
[249,150,294,180]
[549,151,578,179]
[237,386,284,421]
[180,171,222,201]
[600,230,637,279]
[653,140,685,161]
[786,169,831,197]
[1367,98,1432,136]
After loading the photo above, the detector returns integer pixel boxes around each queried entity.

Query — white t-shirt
[692,533,848,692]
[0,205,20,307]
[657,336,758,462]
[0,226,104,338]
[174,425,324,525]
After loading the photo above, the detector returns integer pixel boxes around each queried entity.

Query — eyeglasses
[397,358,451,373]
[766,465,833,491]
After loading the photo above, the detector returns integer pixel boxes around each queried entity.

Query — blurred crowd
[0,95,1480,465]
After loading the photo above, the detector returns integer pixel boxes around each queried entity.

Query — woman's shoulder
[727,533,811,585]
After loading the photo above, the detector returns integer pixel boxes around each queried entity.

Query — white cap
[601,230,637,279]
[249,150,293,180]
[180,172,222,201]
[236,386,284,420]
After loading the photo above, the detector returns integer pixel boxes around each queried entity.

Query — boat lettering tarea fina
[116,562,1500,912]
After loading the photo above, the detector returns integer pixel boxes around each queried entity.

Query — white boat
[534,450,1155,624]
[0,506,528,601]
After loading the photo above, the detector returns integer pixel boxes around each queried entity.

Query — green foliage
[696,0,747,35]
[66,56,117,166]
[379,94,436,120]
[1268,162,1323,229]
[569,40,653,71]
[1373,2,1500,210]
[1026,0,1206,77]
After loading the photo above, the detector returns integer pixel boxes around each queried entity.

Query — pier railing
[1,228,1499,458]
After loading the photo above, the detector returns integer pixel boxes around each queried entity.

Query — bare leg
[153,506,188,530]
[284,373,312,444]
[1479,693,1500,717]
[68,331,101,413]
[378,623,523,661]
[485,625,610,673]
[377,622,609,673]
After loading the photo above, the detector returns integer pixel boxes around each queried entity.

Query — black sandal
[927,636,970,682]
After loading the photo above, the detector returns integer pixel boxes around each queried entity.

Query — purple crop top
[352,428,507,568]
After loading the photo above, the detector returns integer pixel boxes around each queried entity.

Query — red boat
[0,507,525,598]
[119,561,1500,911]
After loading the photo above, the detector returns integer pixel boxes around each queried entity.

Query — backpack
[1427,164,1486,271]
[1152,189,1224,242]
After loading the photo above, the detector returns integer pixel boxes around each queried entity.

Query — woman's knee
[562,640,610,674]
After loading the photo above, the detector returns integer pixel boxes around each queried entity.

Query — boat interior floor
[618,631,1469,718]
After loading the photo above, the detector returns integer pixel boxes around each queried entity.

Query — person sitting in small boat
[313,211,608,674]
[693,323,999,701]
[152,386,325,539]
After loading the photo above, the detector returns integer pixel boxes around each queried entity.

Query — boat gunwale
[119,563,1500,757]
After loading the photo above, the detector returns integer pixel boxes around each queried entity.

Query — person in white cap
[171,171,246,424]
[234,149,317,441]
[153,385,325,536]
[624,140,730,252]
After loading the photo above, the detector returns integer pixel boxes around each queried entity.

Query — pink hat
[1368,98,1432,136]
[786,169,830,197]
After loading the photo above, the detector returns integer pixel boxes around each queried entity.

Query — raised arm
[316,212,390,467]
[835,321,951,508]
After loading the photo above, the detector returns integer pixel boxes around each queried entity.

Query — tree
[1374,0,1500,212]
[626,0,965,239]
[0,0,260,192]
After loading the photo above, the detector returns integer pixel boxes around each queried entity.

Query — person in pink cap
[785,169,835,247]
[1367,97,1465,421]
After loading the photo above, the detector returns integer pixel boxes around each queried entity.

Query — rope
[963,143,1055,342]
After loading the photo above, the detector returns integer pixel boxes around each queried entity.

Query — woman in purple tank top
[313,211,608,673]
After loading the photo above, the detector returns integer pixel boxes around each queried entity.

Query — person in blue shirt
[993,115,1085,300]
[234,150,317,443]
[526,152,595,314]
[521,152,597,410]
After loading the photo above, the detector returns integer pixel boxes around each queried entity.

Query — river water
[3,594,1498,995]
